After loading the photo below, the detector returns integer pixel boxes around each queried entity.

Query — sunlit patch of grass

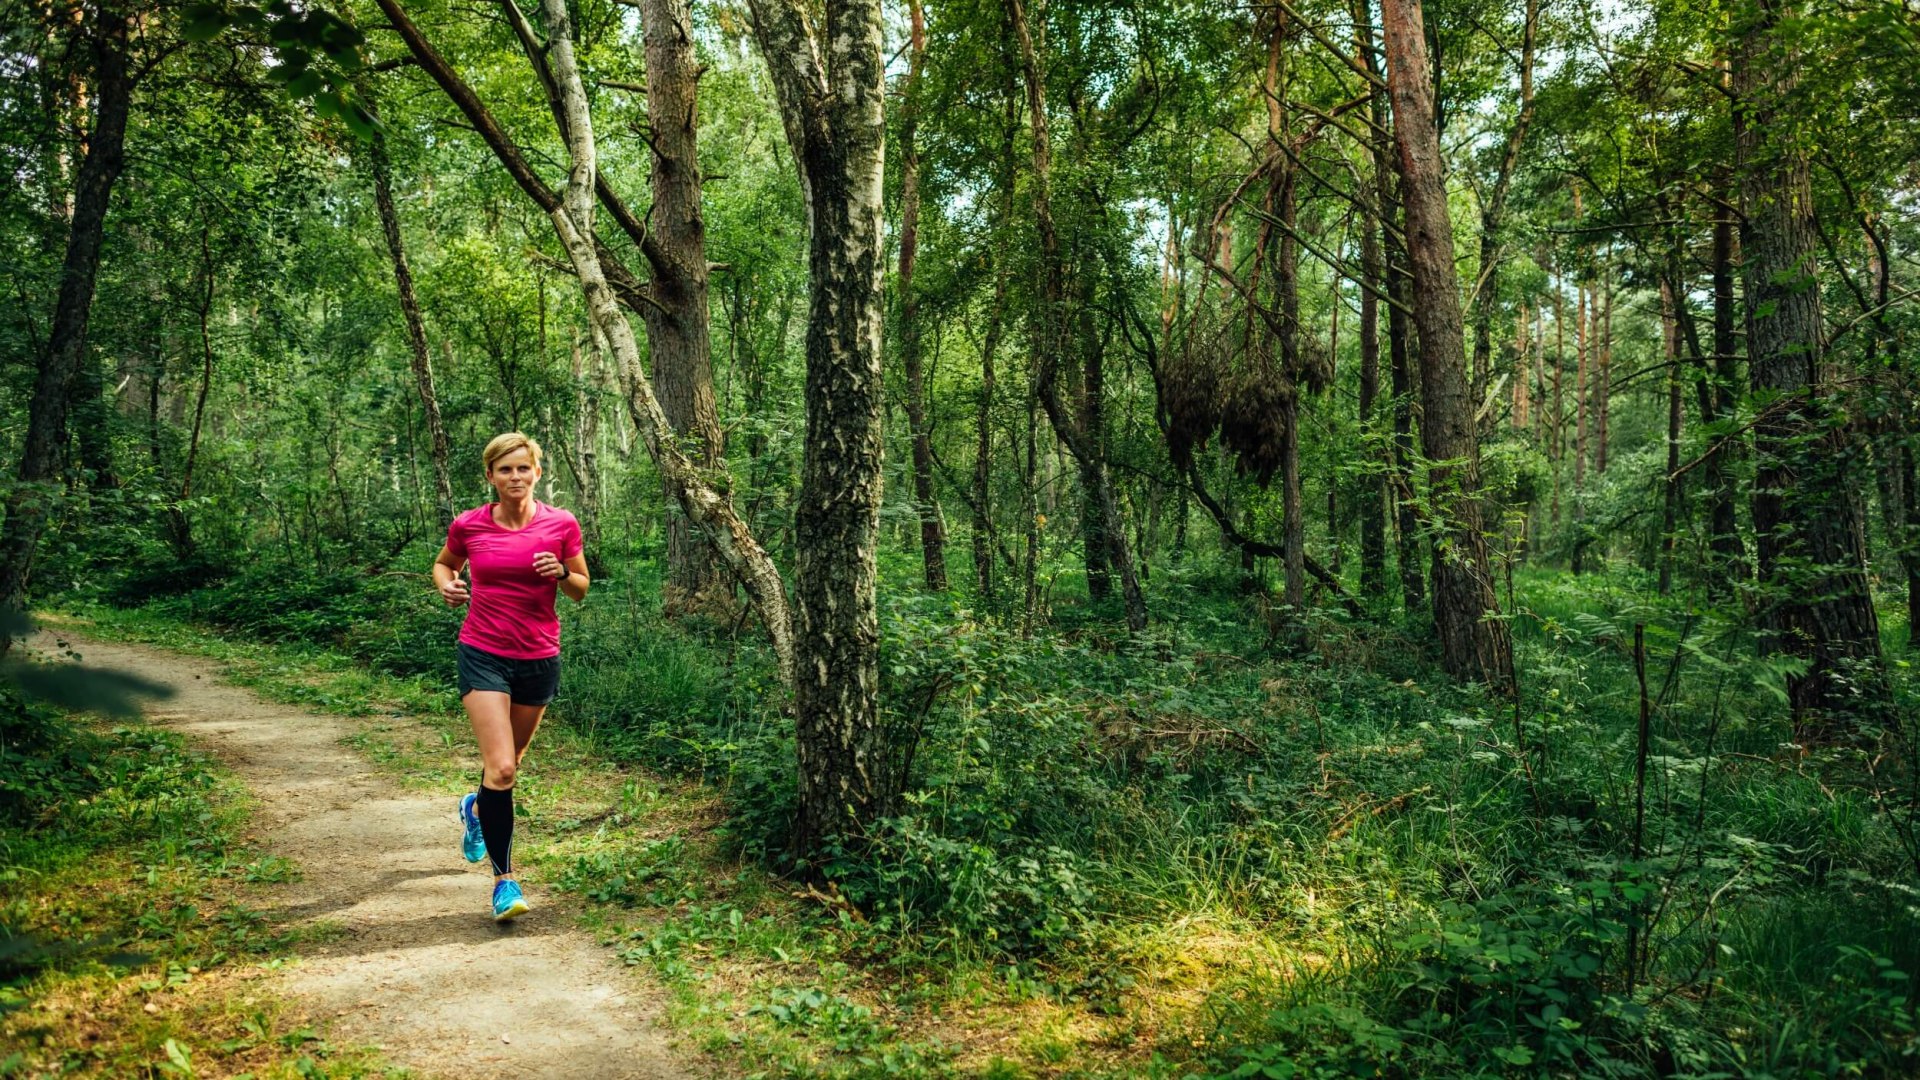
[0,697,398,1078]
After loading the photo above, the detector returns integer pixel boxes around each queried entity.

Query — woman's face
[488,447,540,500]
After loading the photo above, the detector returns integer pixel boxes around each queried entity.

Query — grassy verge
[50,605,1166,1079]
[0,677,398,1078]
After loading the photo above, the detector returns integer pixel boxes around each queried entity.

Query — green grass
[0,688,400,1078]
[44,547,1920,1078]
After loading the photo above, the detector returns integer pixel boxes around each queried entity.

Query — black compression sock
[476,783,514,876]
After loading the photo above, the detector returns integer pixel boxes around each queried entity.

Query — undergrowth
[51,547,1920,1078]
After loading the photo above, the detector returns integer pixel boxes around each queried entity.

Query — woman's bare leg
[463,690,518,880]
[510,702,548,764]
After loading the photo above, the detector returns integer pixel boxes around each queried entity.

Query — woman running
[431,432,588,921]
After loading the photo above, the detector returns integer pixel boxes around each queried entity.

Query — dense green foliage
[7,0,1920,1072]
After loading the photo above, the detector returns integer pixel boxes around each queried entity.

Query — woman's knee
[484,759,518,789]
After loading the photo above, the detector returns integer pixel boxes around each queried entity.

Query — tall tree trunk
[897,0,947,591]
[1550,272,1564,524]
[1265,12,1306,613]
[632,0,729,613]
[1358,0,1424,610]
[0,7,132,643]
[1010,0,1146,632]
[368,132,455,530]
[745,0,892,849]
[1707,204,1746,575]
[1380,0,1514,686]
[1575,277,1588,491]
[1597,278,1612,473]
[1733,0,1884,734]
[1659,279,1681,595]
[1357,177,1387,600]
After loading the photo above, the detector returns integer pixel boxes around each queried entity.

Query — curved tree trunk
[532,0,796,689]
[0,8,132,646]
[1380,0,1514,687]
[368,131,455,530]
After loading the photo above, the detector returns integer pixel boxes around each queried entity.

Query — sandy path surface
[30,629,697,1080]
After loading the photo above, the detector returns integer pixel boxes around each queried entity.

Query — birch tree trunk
[1379,0,1514,687]
[532,0,796,688]
[744,0,892,851]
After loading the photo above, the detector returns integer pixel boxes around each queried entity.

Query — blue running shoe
[459,792,486,864]
[492,879,529,922]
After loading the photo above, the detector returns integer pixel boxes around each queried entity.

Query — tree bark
[533,0,797,691]
[897,0,947,592]
[745,0,891,851]
[1357,182,1387,600]
[1706,204,1746,576]
[1380,0,1514,686]
[564,330,607,574]
[1263,11,1306,613]
[1732,0,1884,734]
[368,132,455,530]
[1358,0,1424,612]
[631,0,730,613]
[1575,276,1588,491]
[0,7,132,641]
[1597,278,1612,473]
[1659,279,1681,595]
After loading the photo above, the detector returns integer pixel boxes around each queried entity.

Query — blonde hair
[482,432,544,474]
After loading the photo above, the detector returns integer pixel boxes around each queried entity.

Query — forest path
[28,628,697,1080]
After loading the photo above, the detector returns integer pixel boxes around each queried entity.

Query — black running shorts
[456,642,561,706]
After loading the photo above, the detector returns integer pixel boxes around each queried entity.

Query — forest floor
[22,623,694,1079]
[17,610,1134,1079]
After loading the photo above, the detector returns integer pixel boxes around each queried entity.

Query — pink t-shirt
[447,501,583,659]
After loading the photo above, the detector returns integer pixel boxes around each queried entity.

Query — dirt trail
[30,629,696,1080]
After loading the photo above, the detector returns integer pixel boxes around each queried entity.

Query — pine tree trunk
[1380,0,1514,686]
[369,132,455,529]
[0,8,132,641]
[1659,280,1681,595]
[1733,0,1885,734]
[1575,277,1588,491]
[1597,280,1612,473]
[1357,191,1387,600]
[1707,208,1746,576]
[1358,1,1424,611]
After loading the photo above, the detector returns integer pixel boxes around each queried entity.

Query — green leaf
[181,6,232,42]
